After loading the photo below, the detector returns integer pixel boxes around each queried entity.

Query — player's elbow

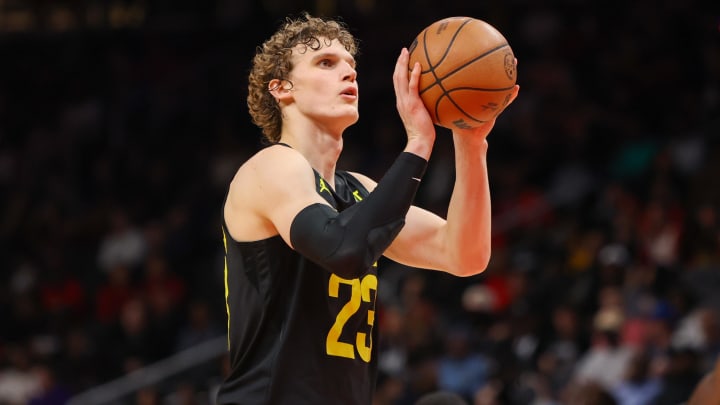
[449,248,491,277]
[320,248,373,279]
[454,260,490,277]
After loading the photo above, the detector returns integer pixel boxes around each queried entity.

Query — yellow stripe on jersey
[222,228,230,349]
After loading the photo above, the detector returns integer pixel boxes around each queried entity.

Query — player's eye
[319,59,334,67]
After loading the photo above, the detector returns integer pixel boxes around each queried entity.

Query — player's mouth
[340,86,358,99]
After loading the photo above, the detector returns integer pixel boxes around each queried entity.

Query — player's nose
[342,63,357,82]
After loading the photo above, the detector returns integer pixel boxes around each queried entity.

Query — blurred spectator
[435,326,491,402]
[377,304,408,372]
[672,307,720,369]
[164,381,203,405]
[52,327,99,392]
[415,390,468,405]
[38,247,86,326]
[140,253,187,358]
[4,292,45,345]
[175,300,223,352]
[473,379,505,405]
[610,352,662,405]
[563,382,618,405]
[102,297,160,377]
[97,208,146,273]
[651,348,704,405]
[525,373,562,405]
[94,264,135,324]
[135,386,161,405]
[374,374,406,405]
[573,305,635,391]
[535,304,589,396]
[397,273,443,367]
[26,363,72,405]
[636,199,683,269]
[0,344,41,405]
[680,202,720,268]
[140,254,186,309]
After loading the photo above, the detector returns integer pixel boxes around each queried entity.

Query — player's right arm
[224,145,324,245]
[224,144,426,279]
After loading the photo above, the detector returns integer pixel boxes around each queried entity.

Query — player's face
[287,38,359,130]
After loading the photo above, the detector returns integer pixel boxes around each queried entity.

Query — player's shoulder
[236,144,312,181]
[248,143,309,167]
[226,144,314,213]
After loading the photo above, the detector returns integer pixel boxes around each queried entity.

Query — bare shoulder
[225,145,316,241]
[235,145,312,185]
[346,171,377,192]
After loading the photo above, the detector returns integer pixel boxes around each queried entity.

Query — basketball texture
[408,17,517,130]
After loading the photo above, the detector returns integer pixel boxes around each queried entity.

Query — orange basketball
[408,17,517,130]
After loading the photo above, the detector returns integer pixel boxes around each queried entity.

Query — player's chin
[349,112,360,125]
[337,107,360,124]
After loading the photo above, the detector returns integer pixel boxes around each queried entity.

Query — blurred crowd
[0,0,719,404]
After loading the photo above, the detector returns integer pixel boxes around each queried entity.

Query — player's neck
[279,127,343,187]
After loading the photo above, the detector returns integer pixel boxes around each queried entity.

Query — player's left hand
[453,84,519,140]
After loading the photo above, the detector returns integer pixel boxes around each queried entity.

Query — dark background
[0,1,719,404]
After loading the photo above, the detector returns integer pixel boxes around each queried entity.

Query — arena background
[0,1,718,404]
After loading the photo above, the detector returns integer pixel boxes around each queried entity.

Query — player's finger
[407,62,421,94]
[506,85,520,106]
[393,48,409,95]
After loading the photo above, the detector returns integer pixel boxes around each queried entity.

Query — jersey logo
[318,178,331,194]
[352,190,363,202]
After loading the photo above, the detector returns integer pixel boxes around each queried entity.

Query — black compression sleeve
[290,152,428,278]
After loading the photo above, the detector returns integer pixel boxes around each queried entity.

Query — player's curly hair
[247,13,359,143]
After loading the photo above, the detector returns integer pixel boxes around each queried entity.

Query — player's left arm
[350,85,519,277]
[348,170,446,270]
[350,132,492,276]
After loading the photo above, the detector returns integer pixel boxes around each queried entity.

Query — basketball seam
[446,85,516,92]
[433,44,513,125]
[416,18,514,127]
[440,46,512,125]
[420,18,474,121]
[443,86,513,124]
[419,43,511,98]
[440,44,510,82]
[421,18,473,75]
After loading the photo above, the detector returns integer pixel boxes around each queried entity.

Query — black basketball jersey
[217,170,378,405]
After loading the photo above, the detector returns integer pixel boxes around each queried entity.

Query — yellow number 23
[326,273,377,362]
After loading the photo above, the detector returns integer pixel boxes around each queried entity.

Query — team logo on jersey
[318,178,331,194]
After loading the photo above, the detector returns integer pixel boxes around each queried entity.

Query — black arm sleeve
[290,152,428,278]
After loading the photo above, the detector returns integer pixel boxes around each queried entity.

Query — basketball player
[217,13,518,405]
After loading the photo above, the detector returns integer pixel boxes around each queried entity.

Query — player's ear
[269,79,294,103]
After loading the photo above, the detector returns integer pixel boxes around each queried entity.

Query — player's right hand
[393,47,436,157]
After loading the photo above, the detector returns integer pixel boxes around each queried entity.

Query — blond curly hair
[247,13,359,143]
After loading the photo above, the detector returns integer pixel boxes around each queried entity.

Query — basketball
[408,17,517,130]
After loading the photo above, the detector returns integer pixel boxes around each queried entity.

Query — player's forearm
[290,152,428,278]
[442,134,492,276]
